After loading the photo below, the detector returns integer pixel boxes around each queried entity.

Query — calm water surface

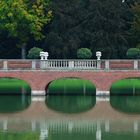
[0,95,140,140]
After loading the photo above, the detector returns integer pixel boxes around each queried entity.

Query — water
[45,95,96,113]
[0,95,140,139]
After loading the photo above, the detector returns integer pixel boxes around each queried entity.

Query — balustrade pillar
[3,61,8,70]
[134,60,138,70]
[40,60,46,69]
[68,61,74,68]
[32,60,36,70]
[105,60,109,70]
[97,60,101,69]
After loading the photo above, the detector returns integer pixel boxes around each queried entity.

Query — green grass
[110,78,140,95]
[47,78,96,95]
[0,78,31,95]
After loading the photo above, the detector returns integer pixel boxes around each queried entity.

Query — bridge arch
[0,73,35,91]
[109,77,140,95]
[108,76,140,92]
[45,77,96,95]
[0,77,31,95]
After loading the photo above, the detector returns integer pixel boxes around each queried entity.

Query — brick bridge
[0,59,140,95]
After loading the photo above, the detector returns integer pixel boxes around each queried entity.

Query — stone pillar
[40,61,46,69]
[31,90,46,96]
[134,60,138,70]
[32,60,36,70]
[105,60,109,70]
[3,61,8,70]
[68,61,74,68]
[97,60,101,69]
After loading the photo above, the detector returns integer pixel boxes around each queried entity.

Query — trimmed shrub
[77,48,92,59]
[27,47,43,59]
[136,43,140,49]
[126,48,140,59]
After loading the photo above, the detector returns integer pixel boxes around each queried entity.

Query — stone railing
[43,59,97,69]
[0,59,140,70]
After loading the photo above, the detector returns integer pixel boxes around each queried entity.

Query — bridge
[0,59,140,95]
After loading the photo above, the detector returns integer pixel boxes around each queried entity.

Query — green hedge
[110,78,140,95]
[47,78,96,95]
[77,48,92,59]
[126,48,140,59]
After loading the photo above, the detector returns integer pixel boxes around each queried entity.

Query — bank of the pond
[47,78,96,95]
[0,78,31,95]
[110,78,140,95]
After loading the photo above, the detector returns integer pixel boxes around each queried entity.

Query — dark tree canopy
[0,0,139,59]
[43,0,131,59]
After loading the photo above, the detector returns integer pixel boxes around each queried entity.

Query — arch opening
[110,77,140,114]
[0,77,31,95]
[45,77,96,95]
[110,77,140,95]
[0,77,31,112]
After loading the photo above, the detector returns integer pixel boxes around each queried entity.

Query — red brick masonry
[0,70,140,93]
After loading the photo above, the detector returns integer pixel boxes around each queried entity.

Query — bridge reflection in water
[0,95,140,140]
[0,120,140,140]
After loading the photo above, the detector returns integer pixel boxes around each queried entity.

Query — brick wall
[109,60,134,70]
[7,61,32,69]
[0,71,140,93]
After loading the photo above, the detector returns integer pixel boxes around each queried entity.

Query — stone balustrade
[0,59,139,70]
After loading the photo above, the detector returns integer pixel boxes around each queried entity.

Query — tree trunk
[21,43,26,59]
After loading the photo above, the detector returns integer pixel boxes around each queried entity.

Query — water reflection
[110,95,140,114]
[0,120,140,140]
[0,95,31,113]
[45,95,96,113]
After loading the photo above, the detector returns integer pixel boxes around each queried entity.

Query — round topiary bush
[136,43,140,49]
[27,47,43,59]
[126,48,140,59]
[77,48,92,59]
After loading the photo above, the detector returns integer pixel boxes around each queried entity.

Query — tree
[43,0,131,59]
[77,48,92,59]
[0,0,52,59]
[126,48,140,58]
[130,2,140,45]
[27,47,43,59]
